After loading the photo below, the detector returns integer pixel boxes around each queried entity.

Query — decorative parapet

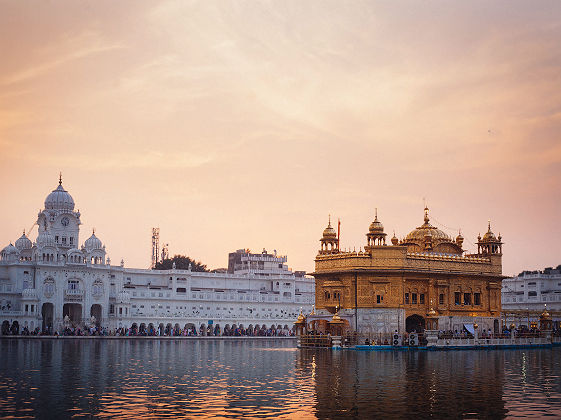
[314,247,502,276]
[406,252,490,263]
[21,288,38,300]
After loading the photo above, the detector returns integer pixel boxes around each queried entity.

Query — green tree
[153,254,208,272]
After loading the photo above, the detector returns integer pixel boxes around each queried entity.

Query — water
[0,339,560,419]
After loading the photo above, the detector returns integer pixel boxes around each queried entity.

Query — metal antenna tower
[151,228,160,268]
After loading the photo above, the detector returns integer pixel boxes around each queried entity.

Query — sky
[0,1,560,276]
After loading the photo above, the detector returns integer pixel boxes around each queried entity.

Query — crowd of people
[1,320,296,337]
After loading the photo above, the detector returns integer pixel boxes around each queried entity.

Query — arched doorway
[406,314,425,333]
[63,303,82,326]
[90,304,102,326]
[42,303,54,333]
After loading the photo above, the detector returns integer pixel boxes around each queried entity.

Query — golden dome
[369,209,384,233]
[322,216,337,239]
[404,207,452,244]
[541,306,551,319]
[427,307,437,317]
[295,312,306,324]
[329,311,344,324]
[482,221,498,242]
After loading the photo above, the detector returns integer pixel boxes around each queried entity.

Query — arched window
[43,278,55,298]
[92,280,104,297]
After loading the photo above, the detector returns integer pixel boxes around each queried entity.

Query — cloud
[0,37,124,86]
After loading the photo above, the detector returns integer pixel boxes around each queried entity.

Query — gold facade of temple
[311,207,504,333]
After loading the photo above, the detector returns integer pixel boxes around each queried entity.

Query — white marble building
[0,178,314,334]
[502,265,561,327]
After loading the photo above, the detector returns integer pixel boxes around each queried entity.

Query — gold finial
[424,205,429,223]
[92,228,96,235]
[59,172,62,186]
[375,207,378,221]
[328,214,331,227]
[488,220,492,231]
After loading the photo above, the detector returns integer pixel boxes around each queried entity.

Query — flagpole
[338,218,341,251]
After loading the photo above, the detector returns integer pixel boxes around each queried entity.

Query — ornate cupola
[455,230,464,249]
[365,209,387,250]
[477,221,503,255]
[400,206,462,255]
[319,216,339,255]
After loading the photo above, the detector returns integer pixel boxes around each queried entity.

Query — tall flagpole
[337,218,341,250]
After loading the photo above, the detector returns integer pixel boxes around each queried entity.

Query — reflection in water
[0,339,560,418]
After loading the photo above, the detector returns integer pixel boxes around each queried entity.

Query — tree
[153,254,208,272]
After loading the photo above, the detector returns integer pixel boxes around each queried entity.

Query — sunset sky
[1,1,560,276]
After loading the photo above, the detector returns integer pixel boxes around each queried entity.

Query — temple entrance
[63,303,82,326]
[90,304,102,326]
[406,314,425,333]
[42,303,54,332]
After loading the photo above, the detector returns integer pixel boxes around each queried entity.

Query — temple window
[463,293,471,305]
[474,293,481,305]
[405,293,409,304]
[420,294,425,304]
[412,293,417,304]
[376,295,383,304]
[454,292,461,305]
[439,293,444,305]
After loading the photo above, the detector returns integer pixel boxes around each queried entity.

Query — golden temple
[310,207,504,334]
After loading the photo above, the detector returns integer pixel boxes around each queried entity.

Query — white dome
[2,243,18,254]
[15,232,32,250]
[84,232,103,251]
[36,231,56,247]
[44,183,75,211]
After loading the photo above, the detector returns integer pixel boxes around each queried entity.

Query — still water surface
[0,339,560,418]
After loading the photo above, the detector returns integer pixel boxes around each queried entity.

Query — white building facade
[0,179,314,334]
[502,265,561,328]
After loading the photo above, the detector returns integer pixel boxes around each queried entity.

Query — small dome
[2,243,18,255]
[44,178,75,211]
[322,218,337,239]
[369,219,384,233]
[84,231,103,250]
[36,231,56,247]
[15,231,32,251]
[482,222,497,242]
